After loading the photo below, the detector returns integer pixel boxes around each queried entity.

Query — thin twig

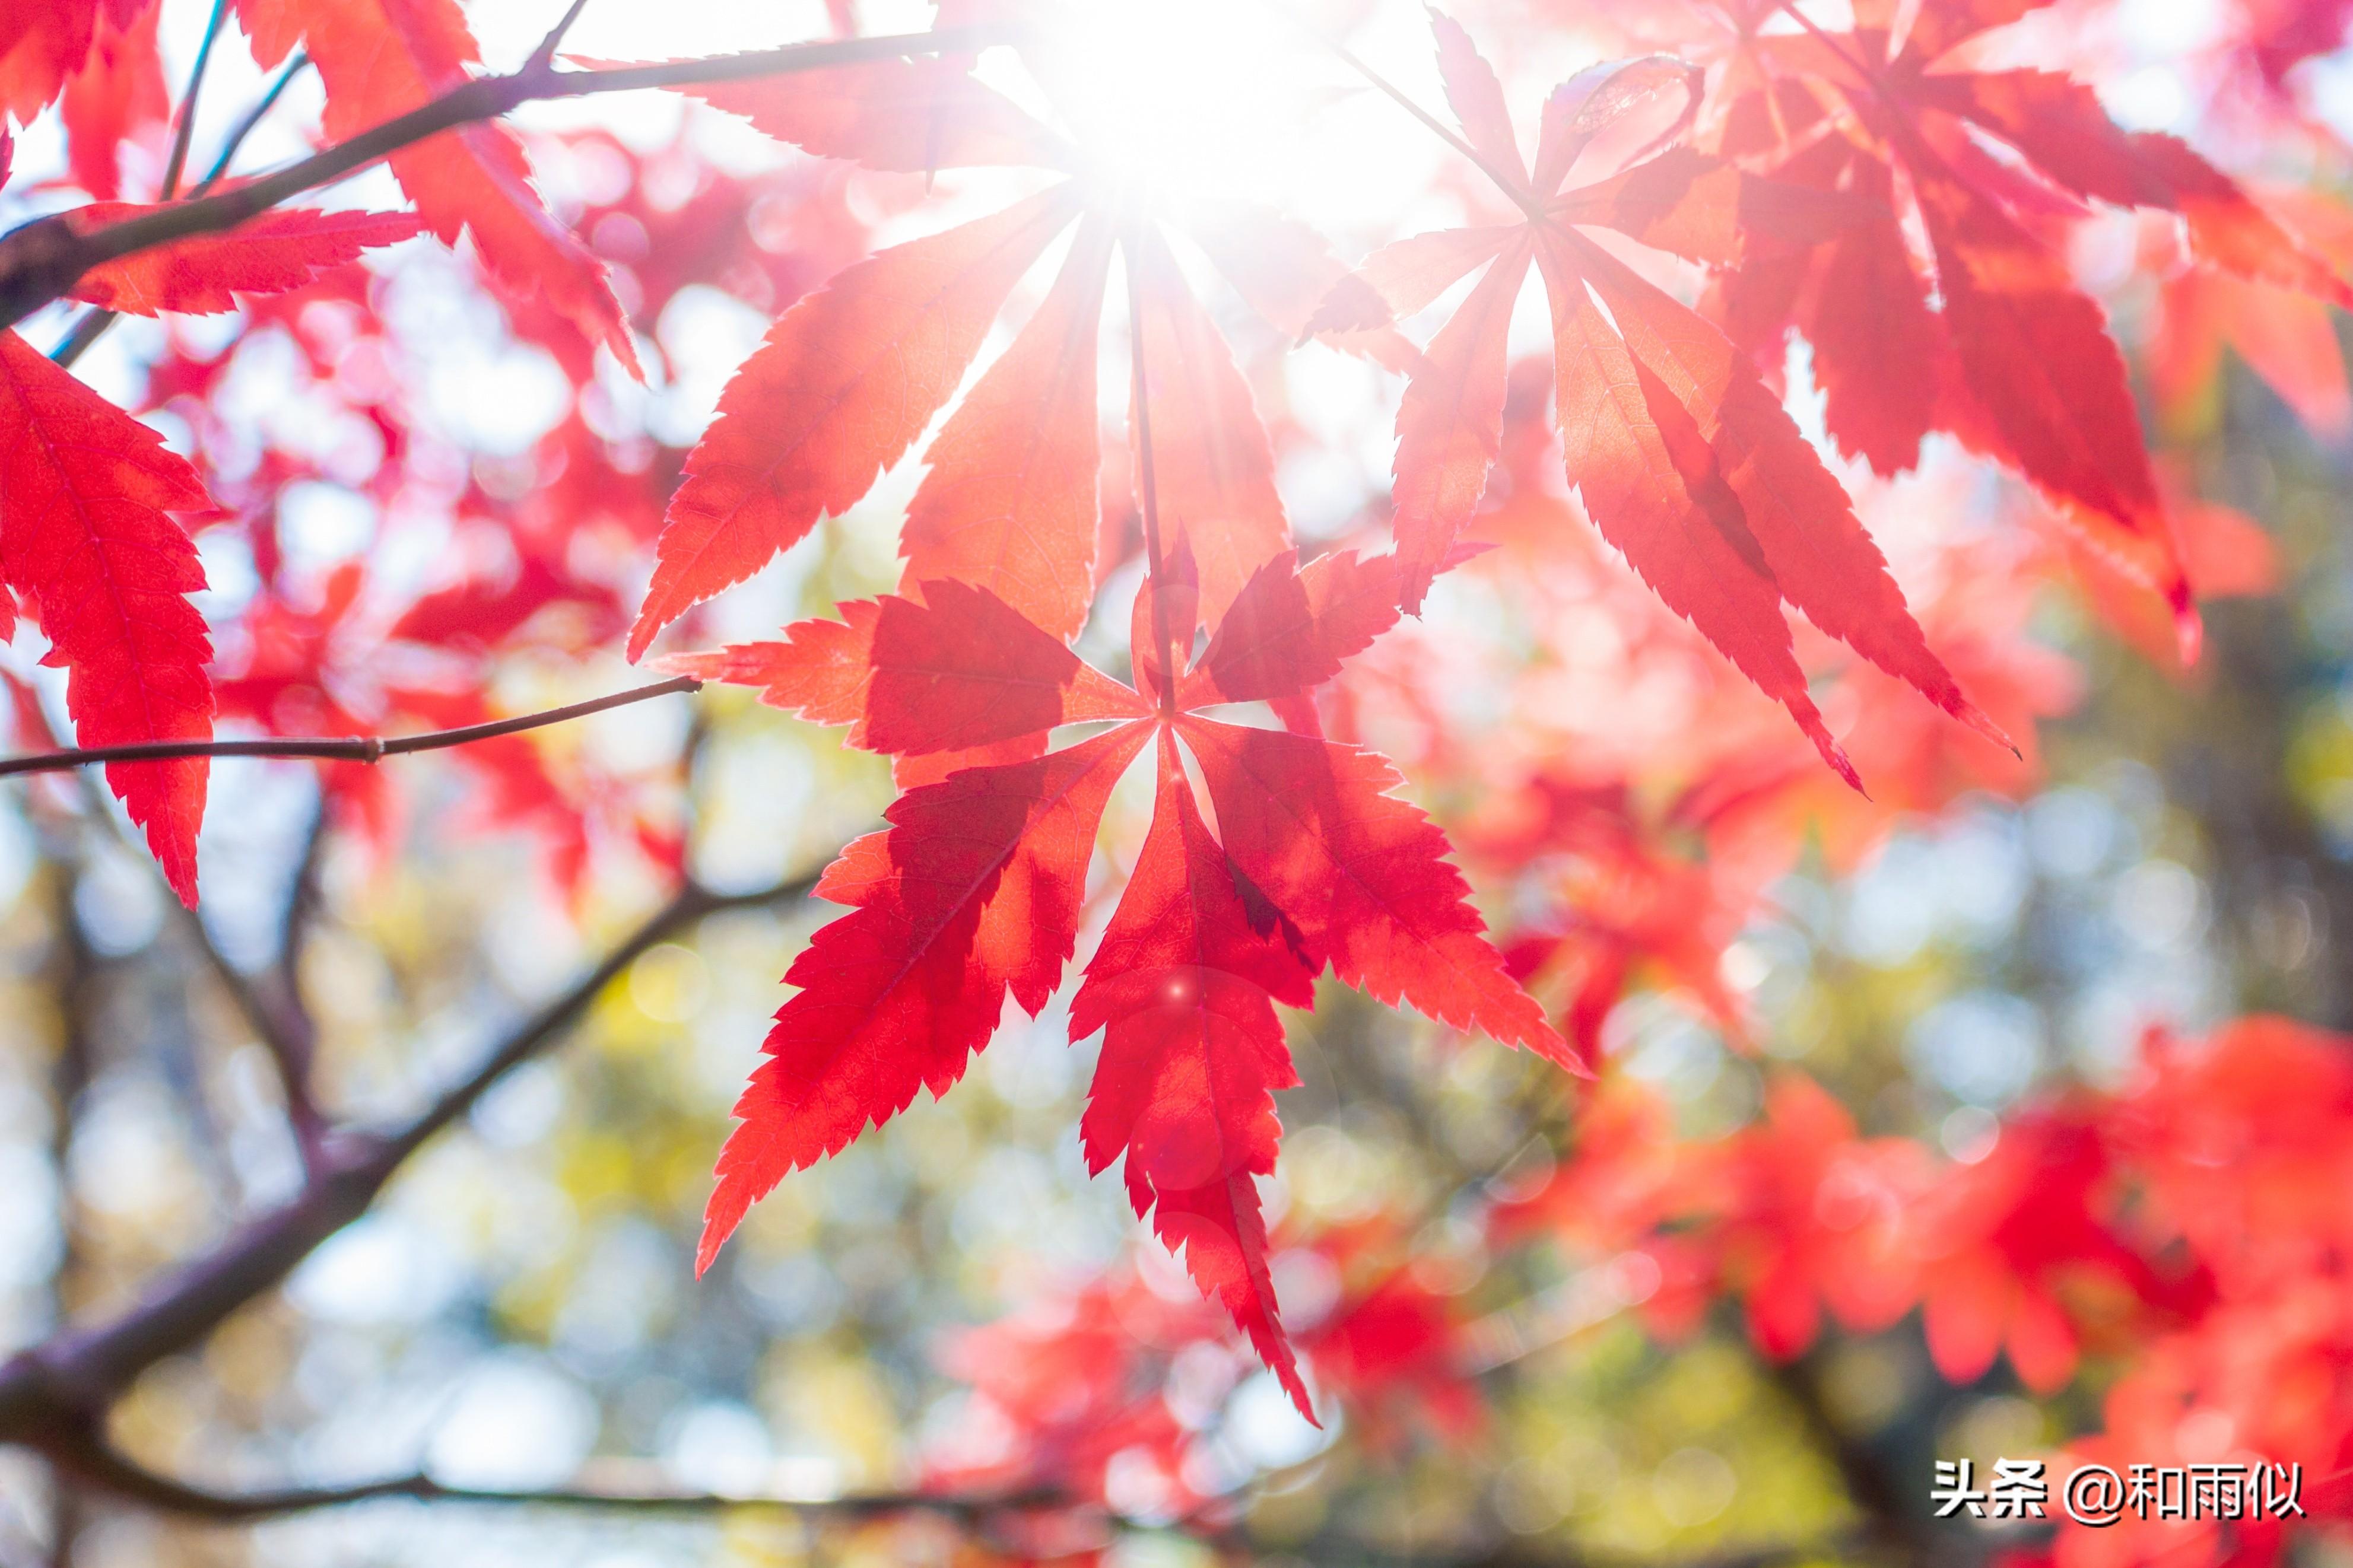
[0,26,1017,330]
[161,0,234,201]
[27,669,699,1156]
[52,49,317,376]
[245,973,325,1165]
[372,872,802,1165]
[0,677,700,780]
[52,0,238,370]
[262,797,333,1154]
[526,0,597,75]
[46,311,110,368]
[193,52,311,196]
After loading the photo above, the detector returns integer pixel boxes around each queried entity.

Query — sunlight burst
[999,0,1313,209]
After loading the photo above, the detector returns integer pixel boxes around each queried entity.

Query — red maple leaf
[1702,0,2351,650]
[0,0,147,122]
[1493,782,1760,1063]
[926,1273,1213,1524]
[1913,1108,2202,1393]
[671,542,1574,1417]
[63,204,424,314]
[56,0,163,200]
[1688,1071,1930,1357]
[0,327,214,904]
[2120,1017,2353,1299]
[1304,1249,1486,1448]
[230,0,640,375]
[2146,192,2353,443]
[2056,1295,2353,1568]
[621,43,1396,656]
[1313,12,2008,789]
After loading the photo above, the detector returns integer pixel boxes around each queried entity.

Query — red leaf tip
[1955,699,2022,760]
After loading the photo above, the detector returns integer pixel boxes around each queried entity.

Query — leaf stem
[1764,0,1897,106]
[0,676,701,779]
[1262,0,1545,222]
[1122,228,1179,715]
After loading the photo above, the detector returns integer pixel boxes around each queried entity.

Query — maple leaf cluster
[0,0,2348,1480]
[911,1019,2353,1566]
[1565,1018,2353,1568]
[615,0,2340,1402]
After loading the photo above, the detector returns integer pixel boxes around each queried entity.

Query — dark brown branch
[42,870,96,1568]
[374,871,811,1165]
[0,676,700,779]
[0,25,1014,330]
[47,1430,1058,1526]
[0,866,818,1440]
[27,673,706,1117]
[1765,1351,1947,1566]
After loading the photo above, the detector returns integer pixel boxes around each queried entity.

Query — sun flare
[986,0,1317,209]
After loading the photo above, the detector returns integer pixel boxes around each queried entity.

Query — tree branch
[0,25,1016,330]
[375,871,810,1165]
[260,799,333,1156]
[44,1430,1058,1527]
[1764,1350,1948,1566]
[0,676,700,779]
[46,308,112,369]
[175,895,326,1156]
[58,766,327,1166]
[0,865,820,1440]
[42,868,96,1568]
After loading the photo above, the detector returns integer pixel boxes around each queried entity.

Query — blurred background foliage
[11,351,2345,1568]
[0,0,2350,1565]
